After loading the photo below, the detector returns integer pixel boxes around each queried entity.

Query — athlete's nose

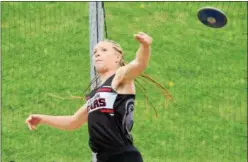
[95,53,100,58]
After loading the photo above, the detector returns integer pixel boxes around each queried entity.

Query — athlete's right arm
[25,104,88,131]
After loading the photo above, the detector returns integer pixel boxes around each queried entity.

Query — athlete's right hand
[25,114,42,131]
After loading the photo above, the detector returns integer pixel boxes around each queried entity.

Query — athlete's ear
[115,54,121,64]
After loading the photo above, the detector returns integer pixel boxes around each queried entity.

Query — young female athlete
[26,32,153,162]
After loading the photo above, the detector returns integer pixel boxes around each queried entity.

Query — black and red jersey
[85,74,136,160]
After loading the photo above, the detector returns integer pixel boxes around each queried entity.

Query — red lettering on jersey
[87,97,109,112]
[98,98,106,107]
[93,100,99,108]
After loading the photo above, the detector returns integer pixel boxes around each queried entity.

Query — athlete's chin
[95,66,106,74]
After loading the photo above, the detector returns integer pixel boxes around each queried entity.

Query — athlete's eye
[102,48,107,52]
[93,49,97,54]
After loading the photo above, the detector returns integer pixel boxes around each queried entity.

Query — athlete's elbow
[67,118,86,131]
[135,58,148,69]
[66,123,82,131]
[135,62,148,74]
[66,125,81,131]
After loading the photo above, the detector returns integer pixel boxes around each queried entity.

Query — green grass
[2,2,247,162]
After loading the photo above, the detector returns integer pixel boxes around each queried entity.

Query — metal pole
[89,2,105,90]
[89,2,105,162]
[0,2,2,162]
[89,2,98,90]
[97,2,104,42]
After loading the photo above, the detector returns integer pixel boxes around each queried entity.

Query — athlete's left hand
[134,32,153,47]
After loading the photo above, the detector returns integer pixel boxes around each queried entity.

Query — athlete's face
[93,41,121,74]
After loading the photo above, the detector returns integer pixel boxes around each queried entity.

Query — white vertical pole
[0,2,2,162]
[89,2,105,162]
[89,2,105,90]
[89,2,98,90]
[97,2,104,42]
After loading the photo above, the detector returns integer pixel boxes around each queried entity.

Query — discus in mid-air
[197,7,228,28]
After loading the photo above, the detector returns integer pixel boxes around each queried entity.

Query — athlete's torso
[85,74,135,157]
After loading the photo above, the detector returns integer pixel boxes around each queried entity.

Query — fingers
[134,32,145,39]
[25,115,34,125]
[27,123,33,130]
[135,32,147,37]
[25,115,37,131]
[134,34,144,41]
[31,125,37,130]
[25,116,32,124]
[134,33,144,39]
[134,32,152,45]
[27,122,37,131]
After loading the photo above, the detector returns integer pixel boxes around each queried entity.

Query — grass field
[1,2,247,162]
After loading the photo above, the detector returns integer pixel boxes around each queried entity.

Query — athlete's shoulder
[112,78,135,94]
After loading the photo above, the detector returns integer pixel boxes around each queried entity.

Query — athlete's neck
[99,70,116,85]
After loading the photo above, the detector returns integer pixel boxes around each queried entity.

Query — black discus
[197,7,228,28]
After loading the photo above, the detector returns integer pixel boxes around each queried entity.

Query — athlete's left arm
[116,32,152,82]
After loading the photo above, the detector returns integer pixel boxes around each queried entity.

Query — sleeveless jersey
[85,74,135,158]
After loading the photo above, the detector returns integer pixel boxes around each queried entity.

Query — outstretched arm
[115,32,152,82]
[26,104,88,131]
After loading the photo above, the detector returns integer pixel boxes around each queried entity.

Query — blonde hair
[85,40,173,117]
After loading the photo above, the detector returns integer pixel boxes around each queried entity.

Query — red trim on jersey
[100,108,114,113]
[97,87,112,93]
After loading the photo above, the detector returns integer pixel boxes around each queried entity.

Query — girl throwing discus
[26,32,171,162]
